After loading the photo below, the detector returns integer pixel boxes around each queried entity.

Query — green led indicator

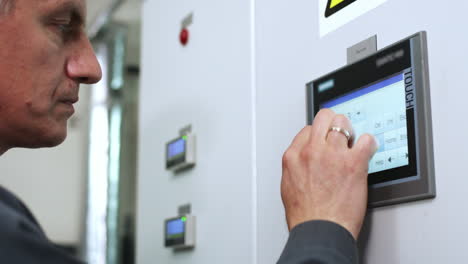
[181,217,187,222]
[182,136,188,141]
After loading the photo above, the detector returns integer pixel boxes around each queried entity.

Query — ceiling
[86,0,142,65]
[86,0,112,27]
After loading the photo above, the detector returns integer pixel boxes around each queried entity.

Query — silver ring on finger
[328,126,353,143]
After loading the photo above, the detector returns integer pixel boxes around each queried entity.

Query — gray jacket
[278,220,358,264]
[0,186,83,264]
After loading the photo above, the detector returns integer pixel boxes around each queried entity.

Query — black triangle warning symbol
[325,0,357,18]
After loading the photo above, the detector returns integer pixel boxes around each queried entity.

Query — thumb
[353,133,379,164]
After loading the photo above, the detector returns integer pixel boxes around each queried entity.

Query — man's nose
[66,34,103,84]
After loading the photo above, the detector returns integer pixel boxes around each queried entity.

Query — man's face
[0,0,102,151]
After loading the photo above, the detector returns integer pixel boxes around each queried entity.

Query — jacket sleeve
[0,200,85,264]
[277,220,359,264]
[0,225,86,264]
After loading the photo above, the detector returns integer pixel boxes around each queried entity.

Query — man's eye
[56,23,72,33]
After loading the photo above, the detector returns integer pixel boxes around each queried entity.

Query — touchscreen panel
[309,37,419,186]
[321,74,409,174]
[306,32,435,207]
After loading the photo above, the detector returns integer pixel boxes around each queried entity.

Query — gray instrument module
[166,133,196,172]
[306,32,435,207]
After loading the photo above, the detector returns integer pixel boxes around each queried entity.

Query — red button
[180,28,189,46]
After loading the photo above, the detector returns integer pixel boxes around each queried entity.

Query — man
[0,0,101,262]
[0,1,375,264]
[278,110,378,263]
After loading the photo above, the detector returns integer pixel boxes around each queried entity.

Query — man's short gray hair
[0,0,14,15]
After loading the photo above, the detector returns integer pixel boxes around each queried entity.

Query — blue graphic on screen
[168,139,185,158]
[322,74,409,174]
[167,219,184,236]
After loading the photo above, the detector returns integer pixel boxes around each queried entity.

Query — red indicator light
[180,28,189,46]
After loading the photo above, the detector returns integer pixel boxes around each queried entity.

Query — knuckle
[282,148,297,167]
[302,125,313,132]
[332,114,353,131]
[282,153,290,168]
[299,146,317,162]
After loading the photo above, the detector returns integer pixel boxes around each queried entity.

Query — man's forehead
[40,0,86,16]
[37,0,87,25]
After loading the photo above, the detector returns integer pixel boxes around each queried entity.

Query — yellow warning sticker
[330,0,345,8]
[325,0,356,18]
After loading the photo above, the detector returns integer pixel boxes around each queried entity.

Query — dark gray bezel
[306,32,436,208]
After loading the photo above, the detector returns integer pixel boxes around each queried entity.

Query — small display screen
[166,219,185,238]
[321,74,409,174]
[168,138,185,158]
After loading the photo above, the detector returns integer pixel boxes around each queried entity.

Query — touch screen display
[168,139,185,158]
[308,33,436,206]
[166,219,184,238]
[321,74,409,174]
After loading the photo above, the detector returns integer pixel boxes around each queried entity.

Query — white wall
[0,87,90,245]
[137,0,255,263]
[138,0,468,263]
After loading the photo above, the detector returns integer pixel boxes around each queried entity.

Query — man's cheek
[25,96,54,118]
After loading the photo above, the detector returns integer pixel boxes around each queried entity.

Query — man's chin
[40,134,67,148]
[26,127,68,149]
[2,117,70,151]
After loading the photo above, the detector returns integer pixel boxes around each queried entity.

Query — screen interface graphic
[166,219,185,238]
[168,139,185,158]
[321,74,409,174]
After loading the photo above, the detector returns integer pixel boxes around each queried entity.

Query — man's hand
[281,109,378,240]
